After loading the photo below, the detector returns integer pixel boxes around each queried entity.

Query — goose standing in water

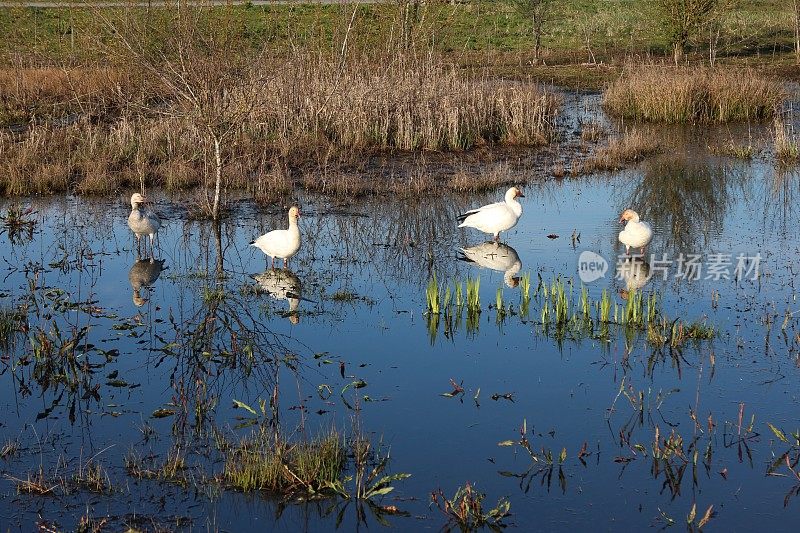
[459,242,522,288]
[254,268,302,324]
[457,187,524,242]
[250,206,301,269]
[128,193,161,258]
[618,209,653,255]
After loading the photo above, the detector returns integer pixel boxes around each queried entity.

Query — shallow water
[2,141,800,530]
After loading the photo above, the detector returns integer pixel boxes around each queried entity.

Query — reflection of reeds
[576,128,660,174]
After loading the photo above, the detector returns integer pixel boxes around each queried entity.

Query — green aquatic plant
[579,284,590,320]
[323,437,410,502]
[520,272,531,318]
[466,276,480,311]
[443,285,452,311]
[454,280,464,308]
[598,288,612,323]
[495,287,505,319]
[426,273,441,314]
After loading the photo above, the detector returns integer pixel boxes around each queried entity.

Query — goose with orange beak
[618,209,653,255]
[457,187,524,242]
[250,206,302,269]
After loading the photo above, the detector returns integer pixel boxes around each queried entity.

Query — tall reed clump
[774,116,800,163]
[258,54,559,152]
[603,67,785,124]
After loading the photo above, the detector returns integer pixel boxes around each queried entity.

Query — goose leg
[625,245,630,255]
[135,234,141,257]
[493,233,500,243]
[149,234,155,259]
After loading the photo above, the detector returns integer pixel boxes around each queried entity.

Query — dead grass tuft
[603,66,785,124]
[575,128,660,174]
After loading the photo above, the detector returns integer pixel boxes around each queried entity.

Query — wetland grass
[222,428,344,495]
[603,67,785,124]
[426,274,441,315]
[0,53,559,197]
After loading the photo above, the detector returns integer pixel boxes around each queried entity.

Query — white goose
[250,206,301,269]
[618,209,653,255]
[457,187,524,241]
[128,193,161,258]
[459,242,522,288]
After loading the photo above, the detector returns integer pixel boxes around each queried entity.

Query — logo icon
[578,251,608,283]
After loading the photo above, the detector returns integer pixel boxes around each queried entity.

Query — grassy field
[0,1,795,74]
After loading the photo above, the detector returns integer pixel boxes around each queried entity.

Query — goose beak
[516,191,525,198]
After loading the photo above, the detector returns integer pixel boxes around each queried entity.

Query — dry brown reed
[773,116,800,163]
[0,55,558,197]
[603,66,785,124]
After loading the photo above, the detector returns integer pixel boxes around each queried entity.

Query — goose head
[619,209,640,224]
[132,288,148,307]
[288,206,301,222]
[130,193,147,209]
[505,187,525,203]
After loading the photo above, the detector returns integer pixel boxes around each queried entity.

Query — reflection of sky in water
[1,158,800,530]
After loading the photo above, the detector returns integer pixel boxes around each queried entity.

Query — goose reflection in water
[458,242,522,288]
[253,268,303,324]
[128,258,166,307]
[616,256,651,299]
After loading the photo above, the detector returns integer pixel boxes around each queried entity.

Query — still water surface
[1,150,799,530]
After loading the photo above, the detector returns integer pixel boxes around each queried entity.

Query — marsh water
[3,116,800,531]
